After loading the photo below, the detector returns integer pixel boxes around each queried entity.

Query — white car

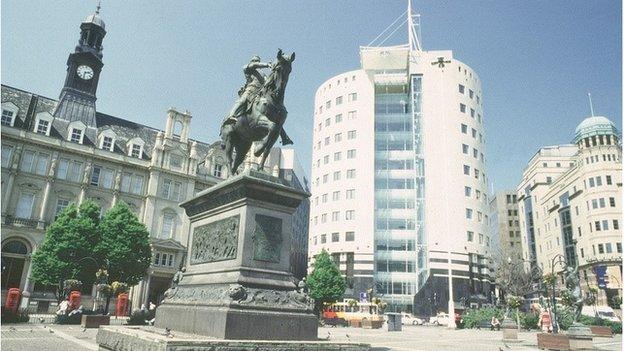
[401,313,424,325]
[429,313,449,326]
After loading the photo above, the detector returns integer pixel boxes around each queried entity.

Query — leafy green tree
[30,201,101,301]
[95,201,151,312]
[306,249,346,316]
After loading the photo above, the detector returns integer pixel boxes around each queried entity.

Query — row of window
[313,231,356,244]
[580,134,618,148]
[466,231,490,246]
[457,83,481,105]
[461,143,485,162]
[376,260,416,273]
[316,149,357,168]
[153,252,175,267]
[313,189,356,206]
[509,231,521,238]
[465,208,487,223]
[463,164,487,184]
[586,175,613,188]
[585,153,619,164]
[589,197,617,210]
[460,123,484,143]
[594,242,622,255]
[464,186,488,203]
[314,130,358,151]
[319,75,357,95]
[312,210,355,225]
[313,169,356,187]
[507,209,519,216]
[316,111,357,132]
[458,103,483,124]
[593,219,619,232]
[318,93,357,114]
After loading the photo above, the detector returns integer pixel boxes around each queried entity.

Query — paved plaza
[1,324,621,351]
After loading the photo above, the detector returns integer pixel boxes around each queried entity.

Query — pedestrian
[538,308,552,333]
[490,316,501,331]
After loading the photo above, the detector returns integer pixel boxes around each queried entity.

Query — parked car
[429,313,449,326]
[400,313,424,325]
[582,306,621,323]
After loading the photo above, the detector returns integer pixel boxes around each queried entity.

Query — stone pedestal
[154,170,317,340]
[567,323,593,350]
[501,317,519,342]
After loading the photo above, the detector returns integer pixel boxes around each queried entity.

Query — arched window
[173,121,183,139]
[1,239,29,289]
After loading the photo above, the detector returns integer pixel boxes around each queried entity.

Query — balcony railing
[3,215,46,229]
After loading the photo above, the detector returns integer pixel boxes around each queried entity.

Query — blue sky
[2,0,621,192]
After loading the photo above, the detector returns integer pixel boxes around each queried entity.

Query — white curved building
[309,27,492,312]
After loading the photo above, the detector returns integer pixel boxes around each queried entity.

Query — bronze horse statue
[220,49,295,176]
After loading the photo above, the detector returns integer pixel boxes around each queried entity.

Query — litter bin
[386,312,402,331]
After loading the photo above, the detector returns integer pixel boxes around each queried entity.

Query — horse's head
[264,49,295,101]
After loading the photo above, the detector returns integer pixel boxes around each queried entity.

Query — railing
[3,215,46,229]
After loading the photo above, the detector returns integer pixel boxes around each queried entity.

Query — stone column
[37,156,57,228]
[143,274,152,305]
[19,256,33,309]
[2,145,22,214]
[111,170,121,206]
[79,162,92,205]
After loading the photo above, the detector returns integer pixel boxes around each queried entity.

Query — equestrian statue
[220,49,295,176]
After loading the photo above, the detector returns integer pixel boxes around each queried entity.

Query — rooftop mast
[588,92,595,117]
[408,0,422,51]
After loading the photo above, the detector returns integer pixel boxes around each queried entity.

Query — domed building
[516,114,621,307]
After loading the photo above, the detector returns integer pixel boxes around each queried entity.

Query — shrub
[1,307,30,323]
[461,307,503,329]
[126,309,156,326]
[554,307,575,331]
[519,311,539,330]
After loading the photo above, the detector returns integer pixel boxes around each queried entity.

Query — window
[614,220,619,230]
[21,152,50,176]
[602,220,609,230]
[347,130,357,139]
[599,198,606,208]
[1,145,13,167]
[55,199,70,215]
[461,124,468,134]
[162,179,183,201]
[595,221,601,231]
[333,171,341,181]
[325,100,331,109]
[90,166,102,186]
[470,109,475,118]
[606,175,612,185]
[346,189,355,199]
[70,128,83,143]
[466,208,473,219]
[35,119,50,135]
[462,144,469,154]
[471,128,477,138]
[460,103,466,113]
[131,144,142,158]
[464,186,472,197]
[213,164,223,177]
[332,212,339,221]
[346,169,356,179]
[323,155,329,164]
[598,244,604,254]
[617,242,622,253]
[609,197,616,207]
[102,136,113,151]
[332,232,339,242]
[473,148,478,158]
[336,96,343,105]
[1,109,15,126]
[347,149,356,159]
[323,174,328,183]
[325,118,331,127]
[463,165,470,175]
[320,234,327,243]
[334,152,341,161]
[161,213,176,239]
[605,243,613,253]
[324,137,330,146]
[346,231,355,241]
[347,110,357,120]
[334,133,342,142]
[332,191,340,201]
[596,176,602,186]
[322,194,328,203]
[345,210,355,220]
[348,92,357,102]
[458,84,465,93]
[589,177,595,187]
[121,172,144,195]
[321,214,327,223]
[467,231,474,242]
[16,193,35,218]
[101,169,114,189]
[335,114,343,123]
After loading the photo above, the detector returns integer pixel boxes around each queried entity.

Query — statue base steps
[96,326,371,351]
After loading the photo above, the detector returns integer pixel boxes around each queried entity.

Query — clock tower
[53,4,106,128]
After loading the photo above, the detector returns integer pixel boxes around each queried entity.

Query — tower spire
[96,0,101,14]
[588,92,595,117]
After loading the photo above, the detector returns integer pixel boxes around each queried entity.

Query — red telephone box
[115,293,129,316]
[4,288,21,313]
[68,291,81,311]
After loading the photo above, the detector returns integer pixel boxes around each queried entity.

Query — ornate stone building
[1,7,309,312]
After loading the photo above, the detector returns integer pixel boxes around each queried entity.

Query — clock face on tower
[76,65,94,80]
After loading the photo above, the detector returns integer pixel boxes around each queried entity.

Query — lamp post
[447,249,456,329]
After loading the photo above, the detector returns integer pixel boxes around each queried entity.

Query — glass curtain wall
[373,71,422,311]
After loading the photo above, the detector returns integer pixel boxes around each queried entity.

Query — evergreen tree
[31,201,101,301]
[306,249,346,316]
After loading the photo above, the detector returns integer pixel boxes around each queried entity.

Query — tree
[306,249,346,316]
[31,201,101,301]
[95,201,152,312]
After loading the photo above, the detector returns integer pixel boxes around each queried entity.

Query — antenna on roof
[95,0,101,14]
[587,93,595,117]
[407,0,422,51]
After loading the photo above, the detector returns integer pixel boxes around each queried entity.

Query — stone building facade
[516,115,622,306]
[489,191,522,261]
[0,7,309,312]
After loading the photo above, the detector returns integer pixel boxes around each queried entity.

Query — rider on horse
[221,55,293,145]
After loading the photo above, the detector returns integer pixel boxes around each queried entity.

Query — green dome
[573,116,618,143]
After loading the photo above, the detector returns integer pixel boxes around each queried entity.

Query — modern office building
[308,7,493,313]
[516,115,622,306]
[489,191,522,261]
[0,6,308,312]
